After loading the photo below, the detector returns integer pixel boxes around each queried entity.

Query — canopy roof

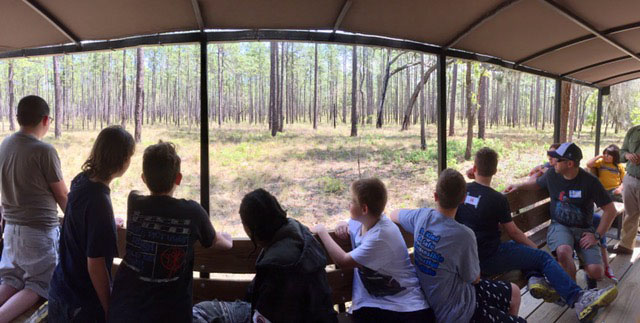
[2,0,640,88]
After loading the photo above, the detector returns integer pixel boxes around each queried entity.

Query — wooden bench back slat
[191,269,355,305]
[511,202,551,233]
[505,188,549,211]
[116,223,413,273]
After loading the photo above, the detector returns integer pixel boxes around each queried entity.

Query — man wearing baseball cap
[506,142,617,288]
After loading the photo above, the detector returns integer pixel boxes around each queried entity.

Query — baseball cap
[547,142,583,162]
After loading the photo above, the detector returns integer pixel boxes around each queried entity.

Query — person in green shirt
[610,125,640,254]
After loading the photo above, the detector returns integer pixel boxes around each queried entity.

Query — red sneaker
[605,266,618,283]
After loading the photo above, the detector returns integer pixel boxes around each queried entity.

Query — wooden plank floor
[524,234,640,323]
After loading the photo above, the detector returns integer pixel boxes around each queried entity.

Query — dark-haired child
[587,144,625,202]
[587,144,625,280]
[108,141,232,322]
[528,143,561,180]
[391,169,526,323]
[193,188,337,323]
[314,178,432,323]
[48,126,135,322]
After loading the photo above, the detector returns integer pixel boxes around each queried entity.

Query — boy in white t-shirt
[313,178,433,323]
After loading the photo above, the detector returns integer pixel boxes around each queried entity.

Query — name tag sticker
[569,190,582,198]
[465,194,481,208]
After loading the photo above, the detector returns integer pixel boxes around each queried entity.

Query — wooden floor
[521,234,640,323]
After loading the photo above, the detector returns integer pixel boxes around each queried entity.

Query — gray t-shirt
[0,132,63,227]
[398,208,479,323]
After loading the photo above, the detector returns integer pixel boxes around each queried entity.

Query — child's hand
[115,217,125,229]
[312,224,327,235]
[504,184,518,193]
[614,187,623,195]
[214,232,233,250]
[334,221,349,240]
[465,167,475,180]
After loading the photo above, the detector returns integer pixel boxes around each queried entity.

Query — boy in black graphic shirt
[108,142,232,322]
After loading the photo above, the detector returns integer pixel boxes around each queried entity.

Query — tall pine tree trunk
[351,45,358,137]
[218,46,224,127]
[121,50,127,128]
[559,81,571,142]
[464,62,475,160]
[134,48,145,143]
[8,61,15,131]
[313,43,318,130]
[269,42,277,137]
[448,62,457,136]
[477,69,487,139]
[541,78,547,130]
[53,56,63,138]
[342,49,347,123]
[420,55,426,150]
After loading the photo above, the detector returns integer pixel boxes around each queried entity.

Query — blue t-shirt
[108,191,216,322]
[398,208,479,323]
[49,172,118,318]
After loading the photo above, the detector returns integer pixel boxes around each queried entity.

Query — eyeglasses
[45,115,54,122]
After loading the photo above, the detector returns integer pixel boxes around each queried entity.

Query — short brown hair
[17,95,50,127]
[143,141,181,194]
[82,126,135,182]
[351,178,387,216]
[475,147,498,177]
[436,169,466,209]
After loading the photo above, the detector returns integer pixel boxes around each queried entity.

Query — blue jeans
[192,300,252,323]
[480,241,582,306]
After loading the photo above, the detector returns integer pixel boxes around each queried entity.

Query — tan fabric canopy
[2,0,640,87]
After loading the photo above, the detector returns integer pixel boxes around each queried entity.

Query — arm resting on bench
[313,224,358,269]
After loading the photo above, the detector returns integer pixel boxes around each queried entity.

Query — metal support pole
[594,87,608,155]
[553,78,562,143]
[437,53,447,174]
[200,38,210,213]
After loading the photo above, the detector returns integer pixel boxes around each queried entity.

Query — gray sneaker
[574,285,618,322]
[528,276,561,304]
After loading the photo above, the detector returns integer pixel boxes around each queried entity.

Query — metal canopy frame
[20,0,81,47]
[7,1,633,212]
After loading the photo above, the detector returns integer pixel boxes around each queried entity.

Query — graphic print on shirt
[123,211,191,282]
[599,165,620,175]
[413,228,445,276]
[554,191,584,227]
[357,266,406,297]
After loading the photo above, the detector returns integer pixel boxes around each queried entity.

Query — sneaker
[604,266,618,283]
[586,276,597,289]
[528,276,561,303]
[574,285,618,322]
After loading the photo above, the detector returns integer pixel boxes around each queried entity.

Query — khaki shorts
[0,223,59,298]
[547,222,602,266]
